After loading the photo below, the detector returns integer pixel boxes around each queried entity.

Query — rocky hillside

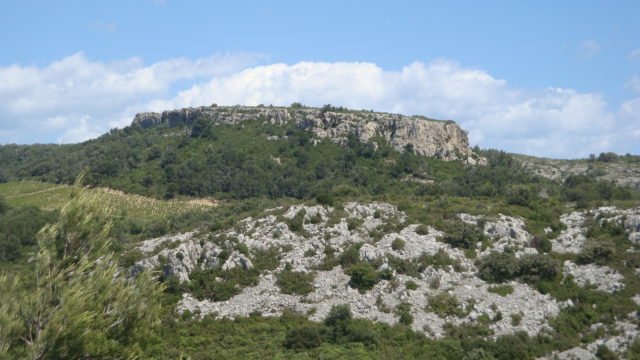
[129,201,640,359]
[513,154,640,191]
[133,105,484,164]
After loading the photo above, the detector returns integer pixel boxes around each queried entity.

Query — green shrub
[531,234,552,253]
[347,217,364,231]
[577,238,616,265]
[283,324,327,350]
[510,313,523,326]
[276,269,315,295]
[442,220,485,249]
[517,254,561,283]
[339,245,361,269]
[405,280,418,290]
[348,261,380,291]
[316,193,335,206]
[478,252,519,283]
[416,224,429,235]
[595,345,619,360]
[487,285,514,296]
[391,238,406,251]
[324,304,352,328]
[399,311,413,326]
[287,209,306,233]
[426,292,468,318]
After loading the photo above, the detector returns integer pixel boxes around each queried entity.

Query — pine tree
[0,183,164,359]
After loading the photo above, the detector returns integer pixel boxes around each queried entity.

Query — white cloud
[579,40,601,59]
[625,75,640,93]
[1,55,638,158]
[629,48,640,60]
[0,52,261,144]
[153,60,638,158]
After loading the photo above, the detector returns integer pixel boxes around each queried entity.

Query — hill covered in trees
[1,104,639,359]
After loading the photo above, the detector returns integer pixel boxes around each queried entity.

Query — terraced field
[0,181,214,220]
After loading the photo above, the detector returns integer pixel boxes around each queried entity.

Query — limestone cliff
[132,105,484,164]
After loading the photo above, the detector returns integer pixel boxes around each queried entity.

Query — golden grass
[0,181,214,220]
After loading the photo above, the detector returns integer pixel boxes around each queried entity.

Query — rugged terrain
[130,201,640,359]
[133,105,484,164]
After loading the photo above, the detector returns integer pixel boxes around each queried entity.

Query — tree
[0,184,164,359]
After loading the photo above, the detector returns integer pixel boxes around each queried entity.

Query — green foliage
[478,252,560,285]
[487,285,514,296]
[287,209,306,233]
[415,224,430,235]
[426,293,468,318]
[346,217,363,231]
[0,201,56,262]
[391,237,406,251]
[405,280,418,290]
[442,220,486,249]
[478,252,520,283]
[510,313,523,326]
[387,249,460,277]
[0,187,164,359]
[284,324,327,350]
[276,269,315,295]
[577,238,616,265]
[505,184,534,207]
[315,193,335,206]
[596,345,619,360]
[347,261,379,291]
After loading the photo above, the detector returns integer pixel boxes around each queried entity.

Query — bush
[506,184,534,207]
[426,292,468,318]
[316,193,334,206]
[391,238,406,251]
[348,261,380,291]
[339,246,361,269]
[324,304,352,328]
[443,221,485,249]
[487,285,514,296]
[510,313,523,326]
[276,269,315,295]
[517,254,561,283]
[478,252,519,283]
[284,324,327,350]
[405,280,418,290]
[577,238,616,265]
[347,217,364,231]
[416,224,429,235]
[531,234,552,253]
[289,209,307,233]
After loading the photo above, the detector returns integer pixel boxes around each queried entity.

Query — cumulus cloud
[154,60,638,158]
[0,52,260,143]
[1,55,638,158]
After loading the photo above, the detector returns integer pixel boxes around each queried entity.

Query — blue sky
[1,0,639,158]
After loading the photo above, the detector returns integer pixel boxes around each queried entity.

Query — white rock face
[127,202,558,337]
[551,206,640,253]
[132,105,486,164]
[552,211,588,254]
[563,261,625,293]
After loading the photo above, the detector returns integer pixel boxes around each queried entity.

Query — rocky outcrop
[131,105,484,163]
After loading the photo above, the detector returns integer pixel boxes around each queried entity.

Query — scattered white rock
[563,261,625,293]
